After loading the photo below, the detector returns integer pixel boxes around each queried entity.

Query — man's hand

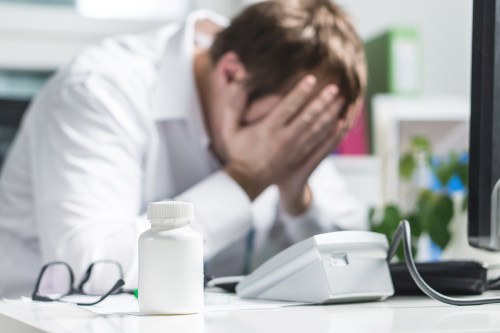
[277,105,359,215]
[220,75,348,201]
[277,100,360,215]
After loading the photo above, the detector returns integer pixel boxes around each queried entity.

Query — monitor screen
[468,0,500,250]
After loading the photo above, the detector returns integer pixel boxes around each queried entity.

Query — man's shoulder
[30,27,177,124]
[61,25,179,94]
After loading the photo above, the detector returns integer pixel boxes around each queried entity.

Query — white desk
[2,294,500,333]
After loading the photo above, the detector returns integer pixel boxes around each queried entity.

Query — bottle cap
[147,201,194,221]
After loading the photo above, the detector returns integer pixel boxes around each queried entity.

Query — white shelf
[0,3,163,70]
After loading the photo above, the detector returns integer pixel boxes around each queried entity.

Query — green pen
[133,289,139,299]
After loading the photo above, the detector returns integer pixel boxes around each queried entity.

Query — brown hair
[210,0,367,106]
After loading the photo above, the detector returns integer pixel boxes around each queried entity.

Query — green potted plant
[369,136,468,259]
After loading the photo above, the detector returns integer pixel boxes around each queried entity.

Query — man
[0,0,366,298]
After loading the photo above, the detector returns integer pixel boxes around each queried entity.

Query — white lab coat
[0,10,365,298]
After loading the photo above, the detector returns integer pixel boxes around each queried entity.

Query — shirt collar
[151,10,229,148]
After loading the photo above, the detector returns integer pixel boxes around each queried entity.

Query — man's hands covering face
[220,75,354,213]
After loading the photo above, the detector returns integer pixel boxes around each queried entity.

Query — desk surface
[2,294,500,333]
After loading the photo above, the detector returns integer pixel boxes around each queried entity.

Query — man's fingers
[288,102,341,166]
[265,75,317,127]
[280,86,344,166]
[286,85,343,139]
[300,112,335,158]
[294,119,349,175]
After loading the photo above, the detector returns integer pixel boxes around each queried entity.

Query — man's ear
[214,51,248,85]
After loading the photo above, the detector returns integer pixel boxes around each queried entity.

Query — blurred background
[0,0,478,261]
[0,0,472,94]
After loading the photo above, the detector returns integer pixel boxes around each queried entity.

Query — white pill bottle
[138,201,204,314]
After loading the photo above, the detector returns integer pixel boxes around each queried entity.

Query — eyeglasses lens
[81,261,123,296]
[38,263,72,298]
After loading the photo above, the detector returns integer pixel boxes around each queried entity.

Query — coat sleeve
[174,171,253,261]
[31,74,151,291]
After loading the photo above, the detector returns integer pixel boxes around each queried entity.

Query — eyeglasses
[32,260,131,306]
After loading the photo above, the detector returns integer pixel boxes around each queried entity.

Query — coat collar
[151,10,229,148]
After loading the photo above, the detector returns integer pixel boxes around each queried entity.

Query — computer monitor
[468,0,500,250]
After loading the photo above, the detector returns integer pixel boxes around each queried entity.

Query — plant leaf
[457,162,469,188]
[369,205,407,260]
[415,189,434,231]
[399,153,417,181]
[410,136,432,153]
[427,195,454,249]
[434,161,454,188]
[406,213,423,238]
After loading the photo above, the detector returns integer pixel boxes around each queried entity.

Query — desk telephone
[209,221,497,306]
[210,231,394,304]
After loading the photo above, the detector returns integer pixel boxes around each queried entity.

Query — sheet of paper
[3,291,307,316]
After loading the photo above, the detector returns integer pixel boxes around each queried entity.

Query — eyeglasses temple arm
[76,279,125,306]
